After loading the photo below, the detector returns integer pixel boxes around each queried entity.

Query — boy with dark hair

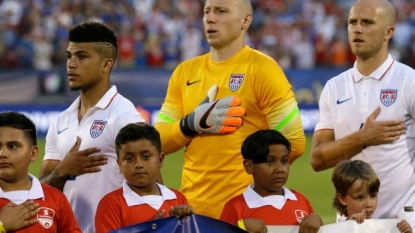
[220,130,322,233]
[39,21,144,233]
[0,111,81,232]
[95,123,193,233]
[332,160,412,233]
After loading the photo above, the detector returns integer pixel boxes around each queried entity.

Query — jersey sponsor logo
[187,80,201,86]
[90,120,107,138]
[294,210,308,224]
[380,89,397,107]
[336,98,352,104]
[229,74,245,92]
[57,127,68,134]
[38,207,55,229]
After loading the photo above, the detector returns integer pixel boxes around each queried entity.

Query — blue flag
[109,214,247,233]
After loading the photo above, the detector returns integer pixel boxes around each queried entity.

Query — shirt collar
[67,85,118,112]
[352,54,394,82]
[0,174,45,200]
[122,181,177,207]
[243,184,297,209]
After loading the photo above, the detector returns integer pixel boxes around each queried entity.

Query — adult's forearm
[40,169,67,191]
[311,132,365,171]
[155,121,190,155]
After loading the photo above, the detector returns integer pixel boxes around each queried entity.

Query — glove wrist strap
[180,116,197,137]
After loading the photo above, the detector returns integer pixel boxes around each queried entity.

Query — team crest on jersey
[37,207,55,229]
[380,89,397,107]
[229,74,245,91]
[90,120,107,138]
[294,210,308,224]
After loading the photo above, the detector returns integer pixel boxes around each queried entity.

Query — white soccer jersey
[44,86,144,233]
[316,55,415,227]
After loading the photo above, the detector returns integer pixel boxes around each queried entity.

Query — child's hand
[169,205,194,219]
[153,209,166,220]
[242,218,267,233]
[346,210,366,224]
[396,219,412,233]
[299,214,323,233]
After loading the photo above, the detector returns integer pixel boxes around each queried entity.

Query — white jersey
[316,55,415,227]
[44,86,144,233]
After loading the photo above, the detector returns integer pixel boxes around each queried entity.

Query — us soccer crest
[229,74,245,92]
[37,207,55,229]
[380,89,397,107]
[90,120,107,138]
[294,210,308,224]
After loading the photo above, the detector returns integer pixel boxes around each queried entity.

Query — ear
[241,13,253,30]
[30,146,39,162]
[117,158,123,174]
[385,26,395,41]
[337,193,347,206]
[102,59,114,73]
[243,159,253,174]
[158,152,165,169]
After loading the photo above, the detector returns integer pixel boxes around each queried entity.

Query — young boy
[220,130,322,233]
[332,160,412,233]
[0,111,81,232]
[95,123,194,233]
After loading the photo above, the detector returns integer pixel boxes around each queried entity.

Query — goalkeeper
[155,0,305,218]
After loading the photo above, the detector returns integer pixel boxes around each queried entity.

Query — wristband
[179,116,197,137]
[0,221,6,233]
[237,219,246,230]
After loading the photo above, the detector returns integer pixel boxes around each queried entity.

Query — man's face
[117,139,163,194]
[347,1,389,59]
[203,0,246,49]
[66,42,106,91]
[0,127,37,184]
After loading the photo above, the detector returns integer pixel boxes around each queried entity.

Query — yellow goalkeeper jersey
[155,45,305,218]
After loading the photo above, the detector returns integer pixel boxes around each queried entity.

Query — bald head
[352,0,396,26]
[238,0,253,16]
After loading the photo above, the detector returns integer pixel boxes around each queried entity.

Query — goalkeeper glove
[180,85,245,137]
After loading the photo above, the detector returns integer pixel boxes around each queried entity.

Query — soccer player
[95,123,194,233]
[332,160,412,233]
[155,0,305,218]
[0,111,81,232]
[220,130,322,233]
[39,21,144,233]
[311,0,415,228]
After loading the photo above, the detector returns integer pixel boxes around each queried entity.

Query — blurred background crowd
[1,0,415,72]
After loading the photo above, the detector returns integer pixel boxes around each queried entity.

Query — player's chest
[56,111,112,155]
[334,79,407,121]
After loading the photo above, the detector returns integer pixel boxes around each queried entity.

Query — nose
[0,147,8,158]
[134,159,144,169]
[204,11,215,24]
[364,197,373,207]
[67,57,77,69]
[353,24,362,34]
[274,162,284,173]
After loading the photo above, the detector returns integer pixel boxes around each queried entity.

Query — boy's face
[117,139,164,192]
[0,127,38,184]
[337,179,378,219]
[244,144,289,196]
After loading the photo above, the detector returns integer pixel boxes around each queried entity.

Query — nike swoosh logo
[187,80,201,86]
[337,98,352,104]
[57,128,69,134]
[199,101,218,129]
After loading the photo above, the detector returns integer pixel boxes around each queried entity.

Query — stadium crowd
[1,0,415,71]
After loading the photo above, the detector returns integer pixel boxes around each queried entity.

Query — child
[332,160,412,233]
[0,111,81,232]
[220,130,322,233]
[95,123,194,233]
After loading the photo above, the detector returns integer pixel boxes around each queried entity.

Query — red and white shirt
[220,185,314,225]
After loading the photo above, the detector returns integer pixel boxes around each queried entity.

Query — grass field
[30,135,336,224]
